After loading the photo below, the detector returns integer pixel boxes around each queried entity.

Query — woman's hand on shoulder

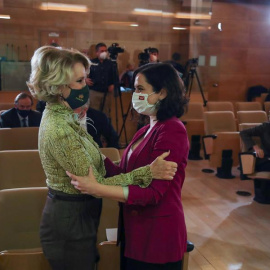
[150,151,178,180]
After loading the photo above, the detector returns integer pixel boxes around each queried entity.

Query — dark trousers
[125,257,182,270]
[40,193,102,270]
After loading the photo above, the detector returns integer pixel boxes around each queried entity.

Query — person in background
[165,52,185,76]
[240,122,270,204]
[27,46,178,270]
[86,42,114,119]
[0,92,41,128]
[119,63,135,89]
[37,100,119,148]
[86,107,119,148]
[149,47,159,63]
[240,122,270,172]
[68,63,189,270]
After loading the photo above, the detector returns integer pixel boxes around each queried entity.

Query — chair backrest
[203,111,236,135]
[97,148,121,244]
[264,102,270,116]
[181,102,204,120]
[0,150,46,189]
[0,127,39,151]
[206,101,234,114]
[235,102,262,112]
[100,147,121,162]
[0,103,14,111]
[0,187,48,251]
[237,110,268,125]
[97,198,119,244]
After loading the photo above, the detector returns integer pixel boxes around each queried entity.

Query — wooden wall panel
[190,1,270,102]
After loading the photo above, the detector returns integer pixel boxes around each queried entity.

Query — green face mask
[64,85,89,109]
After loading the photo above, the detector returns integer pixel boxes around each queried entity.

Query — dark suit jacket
[86,108,119,148]
[240,122,270,171]
[104,117,189,263]
[0,108,42,128]
[240,122,270,157]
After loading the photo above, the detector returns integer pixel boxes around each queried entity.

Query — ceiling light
[0,15,11,19]
[40,2,88,12]
[133,8,173,17]
[102,21,138,27]
[175,12,211,20]
[133,8,211,20]
[173,27,187,30]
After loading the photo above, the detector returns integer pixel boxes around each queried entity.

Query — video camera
[183,57,199,88]
[186,58,198,68]
[138,48,151,66]
[108,43,124,60]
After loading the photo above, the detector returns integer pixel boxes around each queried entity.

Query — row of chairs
[181,102,269,161]
[188,107,270,204]
[0,147,193,269]
[0,148,121,270]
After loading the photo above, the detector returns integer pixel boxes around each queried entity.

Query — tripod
[185,65,207,106]
[110,59,129,147]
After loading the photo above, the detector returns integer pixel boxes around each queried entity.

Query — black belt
[48,188,96,202]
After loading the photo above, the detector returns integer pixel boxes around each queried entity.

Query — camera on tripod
[187,58,199,68]
[108,43,124,60]
[138,48,151,66]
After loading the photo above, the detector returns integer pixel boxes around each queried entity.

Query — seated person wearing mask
[36,100,119,148]
[0,92,42,128]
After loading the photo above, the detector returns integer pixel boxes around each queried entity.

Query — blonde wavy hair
[27,46,91,103]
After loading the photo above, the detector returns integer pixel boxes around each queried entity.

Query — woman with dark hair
[27,47,178,270]
[68,63,189,270]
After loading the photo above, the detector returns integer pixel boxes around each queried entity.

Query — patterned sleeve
[95,165,152,188]
[47,126,152,189]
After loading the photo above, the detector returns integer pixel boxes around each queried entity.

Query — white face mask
[132,92,157,116]
[99,51,108,60]
[74,113,87,130]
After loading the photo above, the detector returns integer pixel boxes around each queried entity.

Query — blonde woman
[27,46,177,270]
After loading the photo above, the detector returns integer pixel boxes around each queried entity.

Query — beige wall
[1,0,270,143]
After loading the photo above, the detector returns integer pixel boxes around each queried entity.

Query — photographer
[86,43,114,119]
[138,47,159,66]
[149,47,159,63]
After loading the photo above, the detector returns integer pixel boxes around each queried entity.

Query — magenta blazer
[104,116,189,264]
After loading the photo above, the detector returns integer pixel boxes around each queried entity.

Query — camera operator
[86,42,114,119]
[149,47,159,63]
[138,47,160,67]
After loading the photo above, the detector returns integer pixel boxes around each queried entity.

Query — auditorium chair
[0,103,14,111]
[0,150,46,190]
[237,110,268,126]
[0,187,51,270]
[202,111,240,178]
[0,127,39,151]
[180,102,205,160]
[238,124,270,204]
[264,102,270,116]
[206,101,234,114]
[235,101,262,112]
[96,147,121,270]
